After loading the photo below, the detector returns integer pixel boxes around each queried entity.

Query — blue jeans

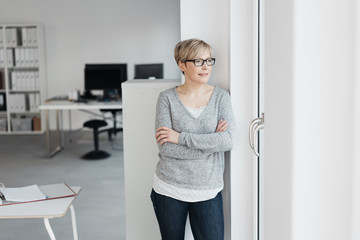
[150,189,224,240]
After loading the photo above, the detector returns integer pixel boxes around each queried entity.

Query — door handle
[253,122,264,157]
[249,113,265,157]
[249,118,262,149]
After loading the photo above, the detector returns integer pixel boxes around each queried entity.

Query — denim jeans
[150,189,224,240]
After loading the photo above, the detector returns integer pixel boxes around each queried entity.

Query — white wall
[180,0,231,239]
[353,1,360,239]
[264,0,357,239]
[181,1,256,240]
[292,0,355,239]
[180,0,229,90]
[0,0,180,129]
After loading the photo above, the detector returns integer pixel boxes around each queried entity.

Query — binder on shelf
[0,71,3,89]
[20,48,25,67]
[29,93,40,111]
[11,71,16,90]
[14,48,20,67]
[8,94,26,112]
[5,28,18,48]
[5,29,11,47]
[30,28,37,46]
[33,48,38,66]
[32,116,41,131]
[10,71,39,91]
[21,27,28,46]
[0,93,6,111]
[0,49,4,68]
[20,94,26,112]
[29,93,35,111]
[35,93,40,110]
[0,183,77,206]
[0,28,3,47]
[7,49,14,67]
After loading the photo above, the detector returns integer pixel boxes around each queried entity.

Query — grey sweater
[155,86,234,191]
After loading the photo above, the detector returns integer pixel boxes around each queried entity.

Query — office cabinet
[0,24,47,134]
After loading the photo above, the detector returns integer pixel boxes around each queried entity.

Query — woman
[151,38,234,240]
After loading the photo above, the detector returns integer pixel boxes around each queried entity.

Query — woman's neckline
[173,86,217,120]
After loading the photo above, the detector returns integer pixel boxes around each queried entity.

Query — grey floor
[0,130,125,239]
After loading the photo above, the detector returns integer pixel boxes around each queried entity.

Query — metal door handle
[253,123,264,157]
[249,113,265,157]
[249,118,262,149]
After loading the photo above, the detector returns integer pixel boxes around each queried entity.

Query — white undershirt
[152,105,222,202]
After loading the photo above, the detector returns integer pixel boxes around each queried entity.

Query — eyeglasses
[185,58,216,67]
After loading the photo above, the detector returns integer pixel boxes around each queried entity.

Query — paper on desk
[4,184,47,202]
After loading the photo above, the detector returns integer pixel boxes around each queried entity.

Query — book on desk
[0,183,76,206]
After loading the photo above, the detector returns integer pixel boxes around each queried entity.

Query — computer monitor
[84,63,127,99]
[134,63,163,79]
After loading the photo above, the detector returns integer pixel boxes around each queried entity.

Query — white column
[353,1,360,239]
[122,79,181,240]
[264,0,357,239]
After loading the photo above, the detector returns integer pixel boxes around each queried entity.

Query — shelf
[6,46,38,49]
[0,24,46,134]
[0,130,43,135]
[10,111,41,115]
[9,90,40,93]
[8,66,39,70]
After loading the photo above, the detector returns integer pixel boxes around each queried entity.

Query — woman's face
[179,50,213,85]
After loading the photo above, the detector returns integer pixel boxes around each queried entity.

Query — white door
[249,0,264,239]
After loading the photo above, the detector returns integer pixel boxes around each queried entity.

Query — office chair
[82,119,111,160]
[100,109,123,141]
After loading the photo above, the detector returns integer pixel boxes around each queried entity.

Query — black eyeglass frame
[185,58,216,67]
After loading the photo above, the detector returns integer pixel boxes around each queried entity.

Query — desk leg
[59,110,65,149]
[45,109,51,158]
[45,109,62,158]
[44,218,56,240]
[68,109,73,143]
[70,204,79,240]
[56,110,61,149]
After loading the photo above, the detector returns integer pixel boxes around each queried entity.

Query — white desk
[0,185,81,240]
[39,100,122,158]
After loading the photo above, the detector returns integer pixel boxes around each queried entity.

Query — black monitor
[134,63,163,79]
[84,63,127,100]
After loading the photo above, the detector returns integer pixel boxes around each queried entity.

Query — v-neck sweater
[154,86,234,192]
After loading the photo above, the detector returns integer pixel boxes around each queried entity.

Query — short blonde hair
[174,38,213,65]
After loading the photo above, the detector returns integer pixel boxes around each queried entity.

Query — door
[249,0,265,239]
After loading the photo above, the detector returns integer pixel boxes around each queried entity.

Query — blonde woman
[151,38,234,240]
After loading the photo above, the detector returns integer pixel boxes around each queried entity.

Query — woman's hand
[156,126,180,145]
[216,119,228,133]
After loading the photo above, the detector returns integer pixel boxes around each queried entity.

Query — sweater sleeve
[178,91,234,153]
[155,91,211,160]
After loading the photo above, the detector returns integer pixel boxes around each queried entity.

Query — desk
[39,100,122,158]
[0,185,81,240]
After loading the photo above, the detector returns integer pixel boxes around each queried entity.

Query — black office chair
[82,119,111,160]
[100,109,123,141]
